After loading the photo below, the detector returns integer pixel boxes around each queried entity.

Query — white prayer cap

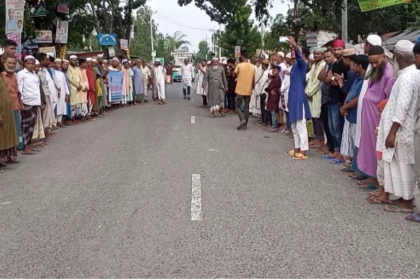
[103,59,108,63]
[122,59,128,63]
[277,51,285,58]
[286,52,292,59]
[92,59,98,62]
[35,59,40,65]
[366,34,382,46]
[394,40,414,54]
[24,55,36,61]
[62,59,69,63]
[222,60,227,65]
[86,58,93,62]
[98,54,104,58]
[309,53,314,61]
[212,57,219,61]
[111,57,119,62]
[55,58,62,62]
[69,55,77,59]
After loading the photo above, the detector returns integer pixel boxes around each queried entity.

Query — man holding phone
[323,39,351,162]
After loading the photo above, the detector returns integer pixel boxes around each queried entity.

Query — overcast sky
[146,0,290,52]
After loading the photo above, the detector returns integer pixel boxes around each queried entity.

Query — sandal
[293,153,308,160]
[405,213,420,223]
[384,205,414,213]
[330,158,343,164]
[340,167,353,172]
[350,173,367,180]
[368,196,391,204]
[285,149,295,156]
[21,150,36,155]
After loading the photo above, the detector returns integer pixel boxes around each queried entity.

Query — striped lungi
[340,119,356,157]
[13,110,24,151]
[20,105,37,146]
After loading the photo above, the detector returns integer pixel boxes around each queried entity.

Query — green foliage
[195,40,210,62]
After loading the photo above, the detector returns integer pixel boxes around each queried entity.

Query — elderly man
[306,47,326,149]
[140,59,151,102]
[132,59,144,104]
[373,40,420,212]
[181,59,194,100]
[203,58,227,118]
[53,58,69,126]
[67,55,82,120]
[153,59,166,104]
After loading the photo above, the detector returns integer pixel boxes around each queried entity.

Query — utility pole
[150,10,155,62]
[218,24,222,59]
[342,0,348,43]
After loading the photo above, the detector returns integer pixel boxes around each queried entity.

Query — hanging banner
[108,71,126,103]
[97,33,117,46]
[108,47,115,57]
[39,46,56,58]
[29,0,47,17]
[358,0,413,12]
[36,30,53,43]
[120,39,129,50]
[6,33,22,59]
[234,46,241,58]
[55,19,68,43]
[5,0,25,34]
[59,45,67,59]
[305,31,318,47]
[56,3,69,14]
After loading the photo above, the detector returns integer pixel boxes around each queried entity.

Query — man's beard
[371,62,385,82]
[4,65,15,73]
[392,59,400,77]
[212,65,219,70]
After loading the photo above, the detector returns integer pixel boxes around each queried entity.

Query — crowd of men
[0,39,169,171]
[192,35,420,224]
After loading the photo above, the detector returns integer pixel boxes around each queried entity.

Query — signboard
[155,57,164,65]
[97,33,117,46]
[358,0,413,12]
[36,30,53,43]
[22,38,38,50]
[5,0,25,34]
[29,0,47,17]
[234,46,241,58]
[55,19,68,43]
[108,71,126,103]
[59,45,67,59]
[305,31,318,47]
[6,33,22,59]
[39,46,56,58]
[56,3,69,14]
[109,47,115,57]
[120,39,129,50]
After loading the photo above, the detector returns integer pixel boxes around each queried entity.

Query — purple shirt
[357,62,395,177]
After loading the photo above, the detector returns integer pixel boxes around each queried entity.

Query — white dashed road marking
[191,116,196,124]
[191,174,202,221]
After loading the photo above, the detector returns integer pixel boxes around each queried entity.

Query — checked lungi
[20,105,38,147]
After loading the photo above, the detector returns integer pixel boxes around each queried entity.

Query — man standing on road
[36,53,55,136]
[181,59,194,100]
[234,50,255,130]
[285,36,311,160]
[195,59,207,108]
[53,58,69,127]
[202,58,227,118]
[67,55,81,120]
[166,63,173,84]
[140,59,150,103]
[132,60,144,104]
[153,59,166,104]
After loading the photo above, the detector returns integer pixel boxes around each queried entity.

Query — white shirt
[281,65,293,112]
[180,64,194,79]
[377,64,420,164]
[141,65,151,79]
[279,62,287,81]
[17,68,41,106]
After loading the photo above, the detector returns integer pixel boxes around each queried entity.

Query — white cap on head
[24,55,36,61]
[86,58,93,62]
[55,58,62,62]
[309,53,314,61]
[394,39,414,54]
[69,55,77,59]
[212,57,219,61]
[35,59,40,65]
[277,51,285,58]
[92,59,97,62]
[62,59,69,63]
[103,59,108,63]
[111,57,119,62]
[366,34,382,46]
[286,53,292,59]
[98,54,104,58]
[122,59,128,63]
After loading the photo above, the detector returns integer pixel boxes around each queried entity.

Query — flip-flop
[405,213,420,223]
[322,155,334,159]
[285,149,295,156]
[359,182,378,191]
[340,167,353,172]
[293,153,308,160]
[368,196,391,204]
[350,174,367,180]
[330,158,343,164]
[384,205,414,213]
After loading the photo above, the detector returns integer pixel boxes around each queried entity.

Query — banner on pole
[120,39,129,50]
[55,19,68,44]
[108,71,126,103]
[358,0,413,12]
[234,46,241,58]
[5,0,25,34]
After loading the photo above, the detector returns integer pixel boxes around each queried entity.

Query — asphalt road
[1,82,420,278]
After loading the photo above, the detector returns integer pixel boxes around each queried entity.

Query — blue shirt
[345,75,363,124]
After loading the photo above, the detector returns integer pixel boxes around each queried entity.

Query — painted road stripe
[191,116,196,124]
[191,174,202,221]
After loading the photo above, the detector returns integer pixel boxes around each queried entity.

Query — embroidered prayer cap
[342,48,356,57]
[394,40,414,54]
[332,39,345,48]
[277,51,285,58]
[69,55,77,59]
[313,47,326,53]
[24,55,36,61]
[366,34,382,46]
[55,58,62,62]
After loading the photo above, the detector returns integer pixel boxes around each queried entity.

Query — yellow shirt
[234,62,255,96]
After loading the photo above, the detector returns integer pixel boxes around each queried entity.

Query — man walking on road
[202,58,227,118]
[153,59,166,104]
[181,59,194,100]
[234,50,255,130]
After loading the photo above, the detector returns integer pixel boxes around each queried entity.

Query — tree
[195,40,210,62]
[165,31,190,53]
